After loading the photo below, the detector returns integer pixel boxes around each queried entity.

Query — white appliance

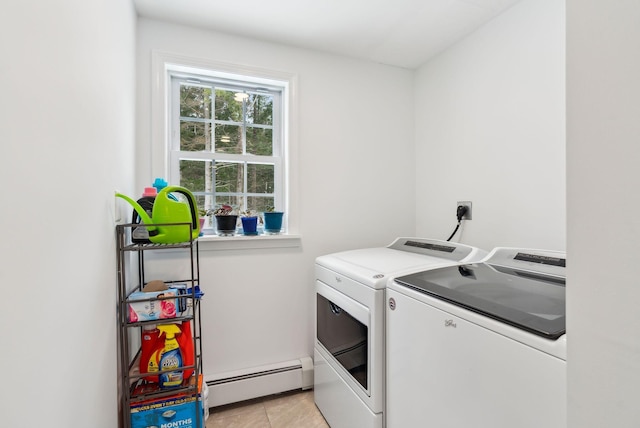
[386,247,567,428]
[314,238,487,428]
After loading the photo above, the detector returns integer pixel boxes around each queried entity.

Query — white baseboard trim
[205,356,313,407]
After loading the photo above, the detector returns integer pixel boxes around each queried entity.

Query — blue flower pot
[263,212,284,234]
[241,216,258,235]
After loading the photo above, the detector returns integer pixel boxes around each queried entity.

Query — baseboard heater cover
[206,356,313,407]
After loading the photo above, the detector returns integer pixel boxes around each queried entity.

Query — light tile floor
[206,389,330,428]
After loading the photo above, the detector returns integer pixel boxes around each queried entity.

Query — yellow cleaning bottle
[156,324,183,388]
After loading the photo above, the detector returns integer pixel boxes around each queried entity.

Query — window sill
[197,232,301,251]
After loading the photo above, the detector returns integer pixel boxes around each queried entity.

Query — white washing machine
[386,247,567,428]
[314,238,487,428]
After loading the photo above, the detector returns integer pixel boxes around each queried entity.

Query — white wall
[0,0,136,426]
[136,19,415,379]
[414,0,566,252]
[567,2,640,427]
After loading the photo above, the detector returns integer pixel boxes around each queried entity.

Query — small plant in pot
[197,209,208,236]
[262,206,284,235]
[212,204,238,236]
[240,210,259,236]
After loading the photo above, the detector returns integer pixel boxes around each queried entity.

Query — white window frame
[169,75,283,218]
[150,51,300,249]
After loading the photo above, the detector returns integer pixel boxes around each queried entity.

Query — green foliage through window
[171,74,283,221]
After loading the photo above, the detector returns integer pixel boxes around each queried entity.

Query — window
[166,66,289,234]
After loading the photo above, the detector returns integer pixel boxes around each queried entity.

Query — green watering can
[116,186,200,244]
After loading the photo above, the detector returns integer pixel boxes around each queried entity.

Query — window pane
[247,196,274,214]
[215,89,243,122]
[180,121,211,151]
[246,94,273,125]
[194,195,208,212]
[215,161,243,193]
[214,124,242,154]
[180,85,212,119]
[247,163,274,194]
[246,127,273,156]
[180,159,213,193]
[181,160,215,217]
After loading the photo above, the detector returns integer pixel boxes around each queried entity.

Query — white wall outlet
[457,201,472,220]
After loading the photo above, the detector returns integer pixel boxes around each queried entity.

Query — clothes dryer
[314,238,487,428]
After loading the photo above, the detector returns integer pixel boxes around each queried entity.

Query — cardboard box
[130,376,206,428]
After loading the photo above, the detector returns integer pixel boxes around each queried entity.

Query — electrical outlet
[457,201,472,220]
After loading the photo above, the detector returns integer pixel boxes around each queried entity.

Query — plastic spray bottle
[156,324,183,388]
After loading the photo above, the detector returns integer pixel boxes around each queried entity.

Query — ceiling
[133,0,522,69]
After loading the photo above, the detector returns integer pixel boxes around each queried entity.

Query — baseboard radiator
[205,356,313,407]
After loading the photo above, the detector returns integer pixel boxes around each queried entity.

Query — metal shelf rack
[116,223,203,428]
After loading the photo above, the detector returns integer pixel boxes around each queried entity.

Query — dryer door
[316,280,369,392]
[317,293,368,389]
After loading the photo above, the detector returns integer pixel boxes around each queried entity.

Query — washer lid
[394,262,566,340]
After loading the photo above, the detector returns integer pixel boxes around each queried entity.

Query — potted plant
[197,209,207,236]
[240,210,259,235]
[262,206,284,235]
[212,204,238,236]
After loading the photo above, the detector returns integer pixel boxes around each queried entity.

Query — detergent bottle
[139,325,160,382]
[156,324,184,388]
[176,320,195,379]
[131,187,157,243]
